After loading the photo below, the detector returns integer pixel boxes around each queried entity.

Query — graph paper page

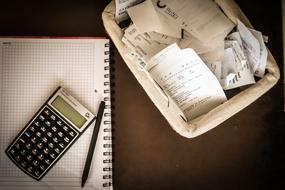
[0,38,112,190]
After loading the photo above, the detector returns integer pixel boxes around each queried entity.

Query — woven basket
[102,0,280,138]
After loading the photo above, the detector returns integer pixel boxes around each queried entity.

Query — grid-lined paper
[0,38,112,190]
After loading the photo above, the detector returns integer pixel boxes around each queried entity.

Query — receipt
[179,31,215,54]
[225,40,247,69]
[223,60,255,90]
[250,29,268,78]
[237,19,260,73]
[200,45,224,82]
[227,32,243,46]
[221,48,238,87]
[148,31,180,45]
[127,0,162,33]
[122,24,167,61]
[153,0,235,43]
[115,0,144,23]
[149,44,227,120]
[127,0,181,38]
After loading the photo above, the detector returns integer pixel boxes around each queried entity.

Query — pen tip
[81,180,86,188]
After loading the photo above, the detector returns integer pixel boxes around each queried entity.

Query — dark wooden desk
[0,1,283,189]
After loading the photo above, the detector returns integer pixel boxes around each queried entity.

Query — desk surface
[0,0,284,190]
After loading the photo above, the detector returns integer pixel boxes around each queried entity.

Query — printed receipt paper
[148,44,227,121]
[152,0,235,43]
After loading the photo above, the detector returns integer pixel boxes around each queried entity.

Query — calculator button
[45,121,51,127]
[50,153,56,159]
[48,142,54,149]
[30,126,36,132]
[15,155,21,162]
[45,159,51,165]
[37,142,44,149]
[54,148,60,154]
[57,131,63,137]
[10,149,16,155]
[39,115,45,121]
[31,137,38,143]
[63,126,68,131]
[21,161,27,168]
[34,121,40,127]
[24,131,31,138]
[19,137,26,144]
[41,126,46,132]
[64,137,70,143]
[44,109,50,115]
[43,148,50,154]
[35,171,41,177]
[47,132,52,138]
[59,142,65,149]
[33,160,39,166]
[20,149,27,156]
[15,143,21,149]
[69,131,75,137]
[51,126,57,132]
[40,165,45,171]
[57,121,62,126]
[25,143,32,149]
[36,132,42,138]
[32,148,38,155]
[38,154,45,160]
[53,137,59,143]
[27,166,33,173]
[26,154,33,161]
[42,137,48,143]
[51,115,56,121]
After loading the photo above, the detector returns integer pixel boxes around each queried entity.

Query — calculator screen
[51,96,87,129]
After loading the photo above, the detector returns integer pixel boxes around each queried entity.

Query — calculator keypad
[6,106,78,180]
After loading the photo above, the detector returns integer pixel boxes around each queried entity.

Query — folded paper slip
[102,0,280,138]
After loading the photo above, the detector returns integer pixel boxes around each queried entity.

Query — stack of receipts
[115,0,268,121]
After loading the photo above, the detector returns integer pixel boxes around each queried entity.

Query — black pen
[81,101,105,188]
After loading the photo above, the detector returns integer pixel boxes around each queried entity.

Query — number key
[43,148,50,154]
[27,166,33,173]
[63,126,68,131]
[51,126,57,132]
[48,142,54,149]
[58,131,63,137]
[31,137,38,143]
[26,154,33,161]
[47,132,52,138]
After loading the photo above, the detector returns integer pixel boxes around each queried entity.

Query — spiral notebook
[0,37,113,190]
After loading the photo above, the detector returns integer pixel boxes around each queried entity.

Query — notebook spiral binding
[102,42,113,188]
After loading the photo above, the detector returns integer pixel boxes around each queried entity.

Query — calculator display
[51,96,87,128]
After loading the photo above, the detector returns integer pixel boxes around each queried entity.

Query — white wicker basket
[102,0,280,138]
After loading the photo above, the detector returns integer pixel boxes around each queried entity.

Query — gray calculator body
[6,87,96,180]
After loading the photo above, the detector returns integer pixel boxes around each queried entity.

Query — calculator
[5,87,96,180]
